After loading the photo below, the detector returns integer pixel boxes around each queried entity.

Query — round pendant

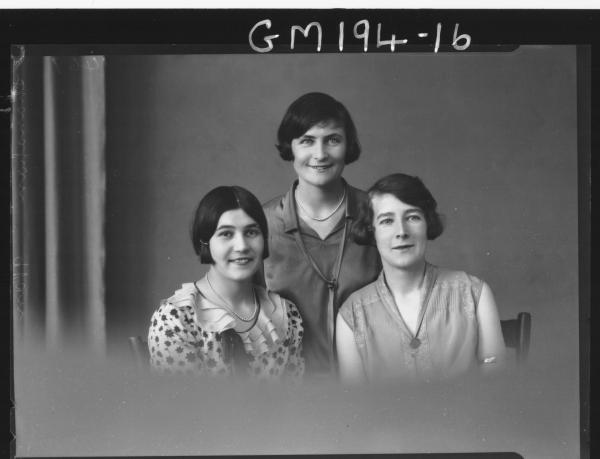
[410,338,421,349]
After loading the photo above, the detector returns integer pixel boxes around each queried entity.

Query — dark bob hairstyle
[353,173,445,245]
[190,185,269,264]
[276,92,361,164]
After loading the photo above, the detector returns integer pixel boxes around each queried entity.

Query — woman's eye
[218,231,233,238]
[245,228,261,237]
[299,137,313,145]
[328,136,342,145]
[407,214,423,222]
[378,218,393,225]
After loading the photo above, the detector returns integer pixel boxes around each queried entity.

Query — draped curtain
[12,51,107,356]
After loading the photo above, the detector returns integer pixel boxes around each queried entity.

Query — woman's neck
[296,178,345,209]
[382,260,427,296]
[206,268,254,306]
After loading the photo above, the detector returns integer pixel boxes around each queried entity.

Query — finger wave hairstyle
[353,173,445,245]
[276,92,361,164]
[190,185,269,264]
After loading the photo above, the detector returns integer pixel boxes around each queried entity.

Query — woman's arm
[148,302,207,376]
[336,313,366,385]
[476,282,507,374]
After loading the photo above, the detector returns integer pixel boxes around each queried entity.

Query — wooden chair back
[500,312,532,363]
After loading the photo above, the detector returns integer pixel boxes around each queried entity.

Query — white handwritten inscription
[249,19,472,53]
[291,22,323,52]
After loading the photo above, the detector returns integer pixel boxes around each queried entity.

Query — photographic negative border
[4,9,596,459]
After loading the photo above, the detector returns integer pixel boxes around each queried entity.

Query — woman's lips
[229,257,254,265]
[308,164,332,171]
[392,244,414,250]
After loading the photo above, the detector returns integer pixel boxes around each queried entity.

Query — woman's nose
[312,141,328,159]
[232,233,250,251]
[395,222,408,238]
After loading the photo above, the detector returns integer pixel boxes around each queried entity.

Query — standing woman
[148,186,304,381]
[336,173,506,384]
[262,92,381,377]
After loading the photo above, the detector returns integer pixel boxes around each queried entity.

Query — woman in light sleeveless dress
[336,173,506,384]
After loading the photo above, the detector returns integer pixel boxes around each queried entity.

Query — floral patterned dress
[148,282,304,381]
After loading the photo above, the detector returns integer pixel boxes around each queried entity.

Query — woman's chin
[213,265,258,283]
[299,172,343,188]
[383,257,426,272]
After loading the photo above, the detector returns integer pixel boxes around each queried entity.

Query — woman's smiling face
[290,121,347,188]
[371,193,428,272]
[208,209,264,282]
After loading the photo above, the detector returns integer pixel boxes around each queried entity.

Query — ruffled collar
[166,282,288,356]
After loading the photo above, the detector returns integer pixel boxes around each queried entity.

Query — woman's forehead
[216,208,257,227]
[302,120,344,135]
[371,193,421,215]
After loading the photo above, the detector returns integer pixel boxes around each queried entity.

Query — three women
[148,92,506,384]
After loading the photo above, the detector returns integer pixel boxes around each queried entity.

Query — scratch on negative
[12,45,25,69]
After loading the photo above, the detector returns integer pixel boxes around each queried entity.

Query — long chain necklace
[385,265,429,349]
[295,187,346,222]
[408,268,428,349]
[205,273,259,323]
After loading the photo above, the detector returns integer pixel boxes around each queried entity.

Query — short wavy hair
[276,92,361,164]
[190,185,269,264]
[353,173,445,245]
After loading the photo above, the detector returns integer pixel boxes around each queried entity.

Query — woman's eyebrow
[216,223,260,231]
[375,211,394,220]
[404,208,424,214]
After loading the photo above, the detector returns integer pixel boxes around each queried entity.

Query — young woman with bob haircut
[148,186,304,381]
[262,92,381,377]
[336,173,506,384]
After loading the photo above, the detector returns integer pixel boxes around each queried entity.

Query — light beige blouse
[338,263,484,383]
